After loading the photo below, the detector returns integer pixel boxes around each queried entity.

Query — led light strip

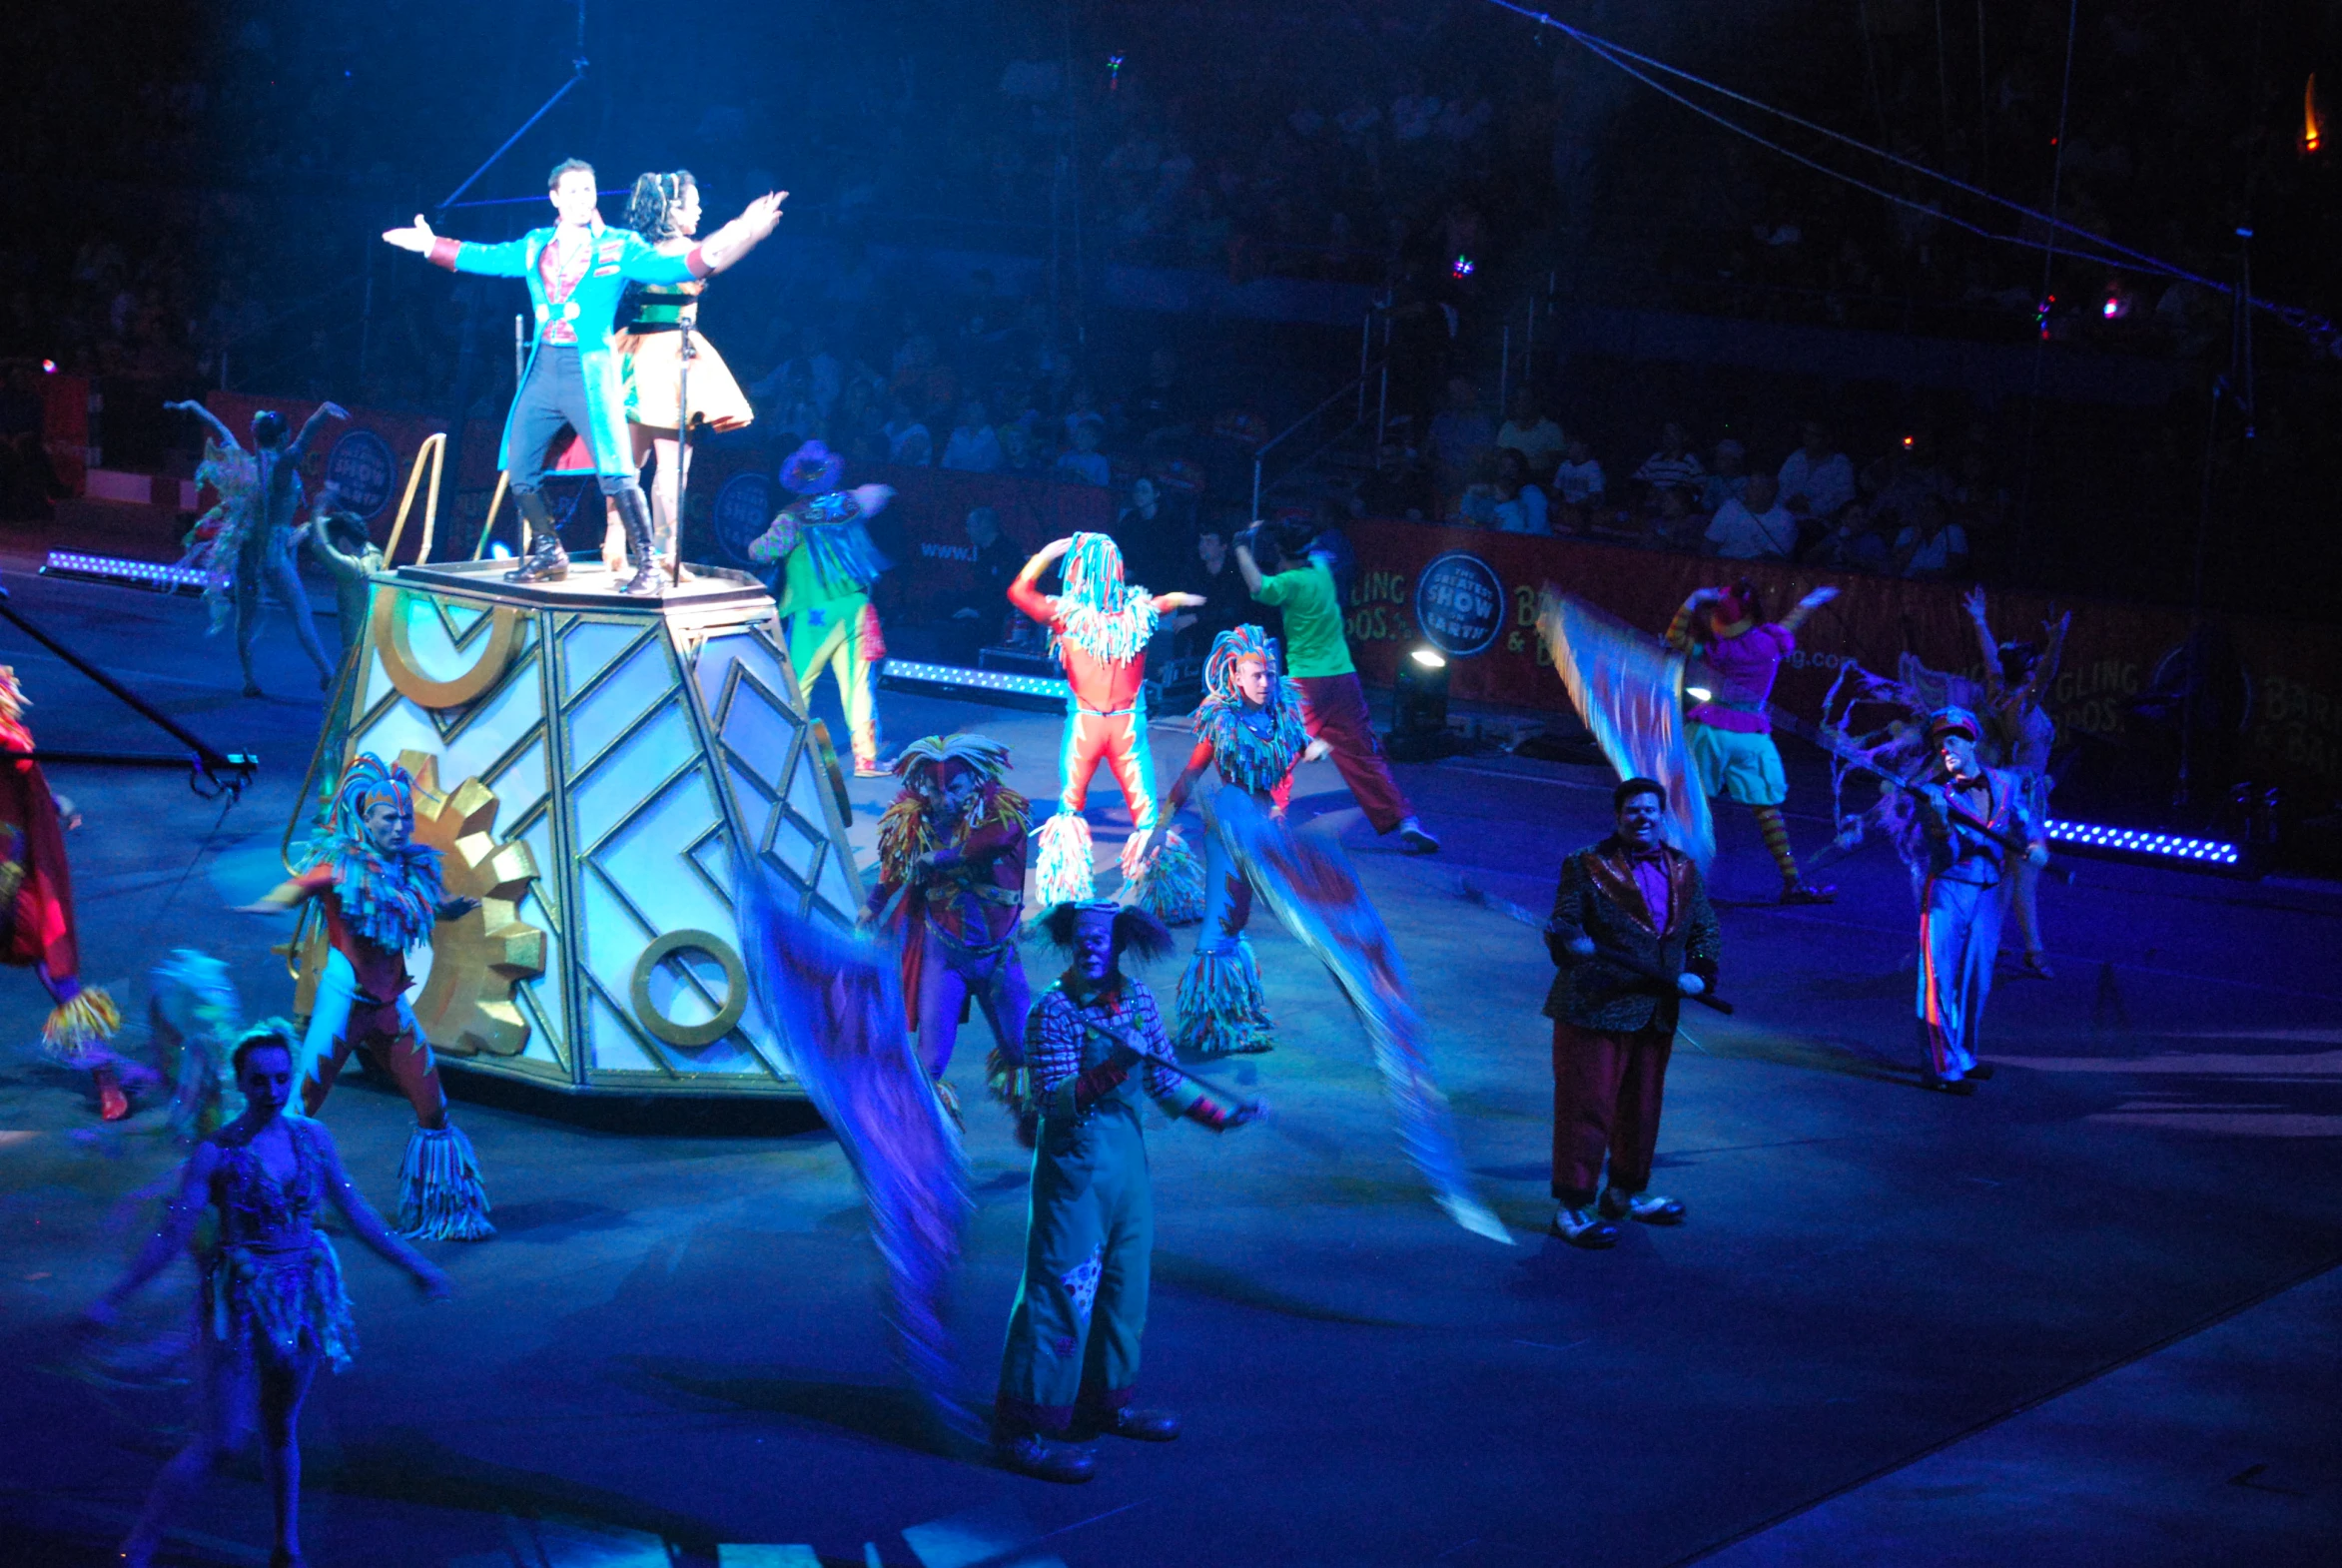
[2044,819,2242,866]
[41,550,227,593]
[881,659,1069,702]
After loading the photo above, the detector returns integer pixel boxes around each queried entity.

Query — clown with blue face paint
[746,440,895,776]
[242,754,492,1239]
[1008,533,1206,912]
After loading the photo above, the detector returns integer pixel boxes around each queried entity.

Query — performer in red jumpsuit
[245,754,490,1239]
[0,667,125,1118]
[1008,533,1204,913]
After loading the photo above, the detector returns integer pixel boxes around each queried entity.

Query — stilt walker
[1008,533,1204,913]
[1664,579,1840,903]
[746,442,893,775]
[1154,624,1327,1057]
[1901,707,2046,1094]
[990,901,1262,1483]
[243,754,493,1238]
[867,734,1034,1108]
[0,668,126,1118]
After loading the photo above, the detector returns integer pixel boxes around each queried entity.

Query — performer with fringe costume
[151,949,245,1144]
[165,398,345,696]
[990,900,1263,1483]
[748,441,894,775]
[738,868,975,1445]
[84,1021,449,1568]
[244,754,492,1239]
[868,734,1034,1111]
[0,667,127,1119]
[1664,579,1839,904]
[1150,625,1326,1057]
[1007,533,1205,914]
[1900,707,2046,1095]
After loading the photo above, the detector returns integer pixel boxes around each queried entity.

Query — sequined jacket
[1541,837,1721,1033]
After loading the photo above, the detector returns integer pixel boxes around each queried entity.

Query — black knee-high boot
[507,487,569,584]
[613,486,662,597]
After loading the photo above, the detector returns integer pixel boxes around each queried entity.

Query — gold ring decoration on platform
[630,930,748,1048]
[374,588,522,709]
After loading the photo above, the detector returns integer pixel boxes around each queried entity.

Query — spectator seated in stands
[1633,421,1706,501]
[1704,472,1798,560]
[1052,417,1111,486]
[1496,388,1565,482]
[1700,438,1751,515]
[1492,447,1551,535]
[1807,500,1892,572]
[941,399,1005,472]
[1456,449,1505,527]
[1893,492,1968,579]
[1123,347,1196,455]
[1645,484,1698,551]
[1171,523,1250,659]
[1552,435,1605,530]
[885,399,935,466]
[1113,474,1182,585]
[1777,419,1856,523]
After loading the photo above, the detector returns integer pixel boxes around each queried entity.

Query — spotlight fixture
[1451,254,1475,279]
[1387,643,1456,762]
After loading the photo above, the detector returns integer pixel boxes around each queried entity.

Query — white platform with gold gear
[286,558,864,1098]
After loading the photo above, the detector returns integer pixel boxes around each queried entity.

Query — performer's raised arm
[164,398,238,450]
[286,400,348,464]
[1776,584,1839,635]
[383,213,535,278]
[1008,535,1073,624]
[1664,588,1719,652]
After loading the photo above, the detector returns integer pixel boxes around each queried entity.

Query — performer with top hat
[1008,533,1205,911]
[745,442,893,776]
[866,733,1034,1109]
[0,667,126,1118]
[381,159,783,596]
[241,754,492,1238]
[991,900,1262,1483]
[601,169,758,586]
[1664,578,1840,903]
[1900,706,2046,1095]
[1150,624,1328,1057]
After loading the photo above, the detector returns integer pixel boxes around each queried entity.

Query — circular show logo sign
[712,472,777,565]
[323,429,396,520]
[1411,550,1506,658]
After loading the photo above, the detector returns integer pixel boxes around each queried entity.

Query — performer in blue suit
[382,159,783,594]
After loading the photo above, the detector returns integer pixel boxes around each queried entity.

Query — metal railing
[1249,360,1389,518]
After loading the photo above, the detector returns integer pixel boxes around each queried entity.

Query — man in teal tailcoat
[383,160,783,594]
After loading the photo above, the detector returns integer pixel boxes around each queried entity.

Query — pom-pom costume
[1161,625,1312,1057]
[1665,583,1834,903]
[1008,533,1201,911]
[150,949,245,1144]
[747,444,891,775]
[89,1021,446,1568]
[993,902,1252,1479]
[1897,708,2045,1090]
[252,754,492,1239]
[868,735,1034,1082]
[0,667,126,1117]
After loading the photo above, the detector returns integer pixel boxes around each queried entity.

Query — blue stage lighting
[880,659,1070,705]
[2044,818,2243,868]
[40,550,228,595]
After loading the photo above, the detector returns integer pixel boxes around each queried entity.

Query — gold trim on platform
[375,588,523,709]
[630,930,748,1048]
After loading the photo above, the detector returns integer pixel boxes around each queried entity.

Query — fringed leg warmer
[41,988,122,1069]
[1125,827,1204,925]
[396,1123,495,1241]
[1034,812,1097,906]
[1172,938,1274,1057]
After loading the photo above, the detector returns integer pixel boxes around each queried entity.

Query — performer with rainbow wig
[1150,624,1327,1056]
[748,441,893,776]
[867,733,1034,1106]
[243,753,492,1238]
[0,667,126,1118]
[1008,532,1205,912]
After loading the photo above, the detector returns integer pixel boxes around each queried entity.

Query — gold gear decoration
[397,750,547,1058]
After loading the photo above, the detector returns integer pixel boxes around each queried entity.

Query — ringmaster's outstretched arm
[380,192,785,282]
